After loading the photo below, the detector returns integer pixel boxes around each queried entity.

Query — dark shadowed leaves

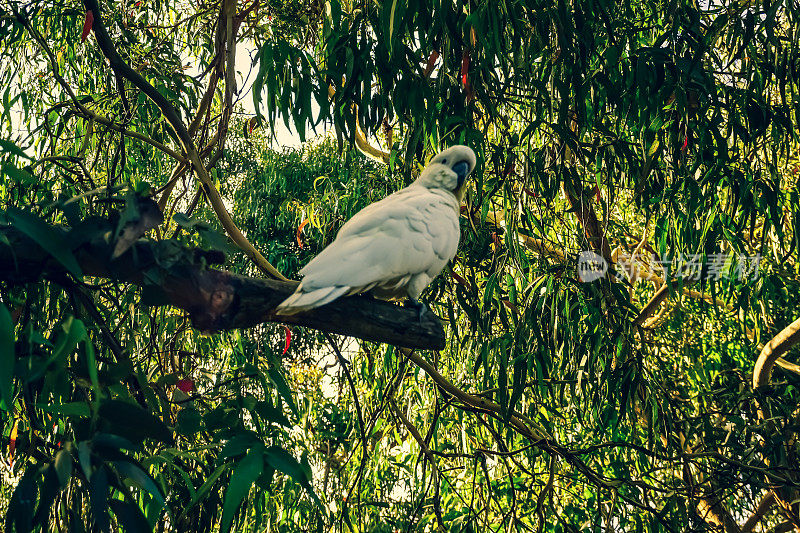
[98,400,173,446]
[4,207,82,278]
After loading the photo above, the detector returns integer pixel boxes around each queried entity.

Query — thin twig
[324,332,367,526]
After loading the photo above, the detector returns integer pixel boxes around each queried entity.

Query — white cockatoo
[275,145,477,317]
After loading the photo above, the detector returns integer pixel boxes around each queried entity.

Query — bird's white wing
[276,187,459,314]
[301,188,459,289]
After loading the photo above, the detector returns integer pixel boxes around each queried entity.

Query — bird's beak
[452,161,471,188]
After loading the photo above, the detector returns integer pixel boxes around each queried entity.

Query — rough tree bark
[0,223,446,350]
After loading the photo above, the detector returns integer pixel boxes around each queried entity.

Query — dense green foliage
[2,0,800,531]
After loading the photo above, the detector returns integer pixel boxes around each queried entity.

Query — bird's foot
[405,299,428,324]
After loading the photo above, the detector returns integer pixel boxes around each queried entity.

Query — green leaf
[93,432,139,452]
[90,467,111,532]
[252,43,273,118]
[34,465,61,525]
[54,448,73,488]
[2,163,36,184]
[7,466,38,533]
[113,460,167,511]
[5,207,83,278]
[175,407,202,436]
[196,226,238,254]
[264,446,322,510]
[266,362,298,417]
[32,316,87,380]
[0,303,14,411]
[84,340,101,412]
[78,441,92,480]
[181,463,226,516]
[254,401,292,427]
[220,446,263,533]
[172,212,205,229]
[0,138,31,159]
[263,446,308,484]
[219,432,261,461]
[37,401,90,418]
[98,400,173,445]
[108,499,152,533]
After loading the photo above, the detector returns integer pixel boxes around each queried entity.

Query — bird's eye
[440,158,447,164]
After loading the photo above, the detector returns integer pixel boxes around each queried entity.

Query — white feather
[275,145,476,315]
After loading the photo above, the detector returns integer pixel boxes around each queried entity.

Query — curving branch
[753,317,800,389]
[394,347,638,496]
[398,347,547,441]
[17,12,187,166]
[327,85,390,163]
[634,281,695,326]
[395,347,641,497]
[83,0,287,281]
[355,120,390,163]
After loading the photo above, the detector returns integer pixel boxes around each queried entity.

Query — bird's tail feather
[274,286,351,315]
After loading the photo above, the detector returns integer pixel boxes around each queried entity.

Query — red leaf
[491,231,502,248]
[460,50,470,87]
[423,50,440,78]
[461,49,474,104]
[681,132,689,151]
[282,326,292,356]
[501,300,519,314]
[8,420,17,467]
[176,378,195,393]
[296,219,309,249]
[449,269,472,291]
[81,10,94,42]
[594,185,602,203]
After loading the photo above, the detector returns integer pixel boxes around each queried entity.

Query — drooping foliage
[2,0,800,531]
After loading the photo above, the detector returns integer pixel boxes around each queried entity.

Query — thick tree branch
[753,317,800,389]
[634,280,702,327]
[695,488,743,533]
[0,224,445,350]
[741,492,775,533]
